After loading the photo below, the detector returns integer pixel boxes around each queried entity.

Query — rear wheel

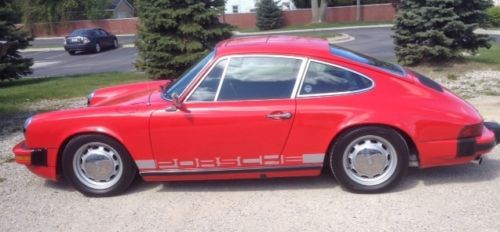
[329,126,409,193]
[62,134,137,197]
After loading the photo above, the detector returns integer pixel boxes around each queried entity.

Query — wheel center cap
[352,148,386,177]
[82,153,114,181]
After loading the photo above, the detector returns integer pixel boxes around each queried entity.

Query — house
[107,0,135,18]
[225,0,296,14]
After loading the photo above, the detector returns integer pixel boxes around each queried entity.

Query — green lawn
[237,21,393,33]
[466,44,500,70]
[0,72,148,113]
[413,44,500,75]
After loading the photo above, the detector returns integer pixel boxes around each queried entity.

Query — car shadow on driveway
[157,173,339,193]
[41,157,500,195]
[393,157,500,192]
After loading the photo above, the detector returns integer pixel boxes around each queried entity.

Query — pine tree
[135,0,233,79]
[0,0,33,81]
[256,0,283,30]
[393,0,493,65]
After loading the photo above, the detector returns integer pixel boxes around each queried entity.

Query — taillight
[458,124,483,138]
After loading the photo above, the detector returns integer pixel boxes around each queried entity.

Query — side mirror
[166,93,183,112]
[172,93,182,108]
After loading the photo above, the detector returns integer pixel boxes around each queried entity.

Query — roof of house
[108,0,134,10]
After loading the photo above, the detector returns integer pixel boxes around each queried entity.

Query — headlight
[23,116,33,135]
[82,37,91,44]
[87,91,95,106]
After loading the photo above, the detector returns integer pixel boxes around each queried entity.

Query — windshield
[330,45,405,77]
[163,51,215,100]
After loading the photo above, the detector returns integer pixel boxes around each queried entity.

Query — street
[25,27,500,77]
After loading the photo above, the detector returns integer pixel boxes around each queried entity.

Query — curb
[233,24,393,36]
[326,33,355,44]
[20,43,135,53]
[34,34,136,40]
[475,29,500,35]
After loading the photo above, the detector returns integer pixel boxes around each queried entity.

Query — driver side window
[187,59,227,102]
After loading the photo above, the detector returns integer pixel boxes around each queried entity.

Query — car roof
[215,36,332,58]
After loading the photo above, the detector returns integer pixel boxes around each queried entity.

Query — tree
[256,0,283,30]
[311,0,328,23]
[81,0,113,20]
[135,0,233,79]
[0,0,33,81]
[393,0,493,65]
[15,0,111,23]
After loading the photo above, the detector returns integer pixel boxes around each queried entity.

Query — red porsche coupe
[13,36,500,196]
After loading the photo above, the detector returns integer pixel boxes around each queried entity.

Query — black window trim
[184,54,308,103]
[296,59,375,98]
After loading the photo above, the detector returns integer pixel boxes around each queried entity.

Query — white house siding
[225,0,296,14]
[495,0,500,6]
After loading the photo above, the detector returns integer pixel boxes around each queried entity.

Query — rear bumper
[418,122,498,168]
[64,43,94,52]
[457,123,498,157]
[485,122,500,144]
[13,141,57,181]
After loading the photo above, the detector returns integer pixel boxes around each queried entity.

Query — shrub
[0,0,33,81]
[393,0,493,65]
[256,0,283,30]
[135,0,233,79]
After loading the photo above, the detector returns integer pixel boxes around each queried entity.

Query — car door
[149,55,306,172]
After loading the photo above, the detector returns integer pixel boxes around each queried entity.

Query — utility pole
[356,0,361,21]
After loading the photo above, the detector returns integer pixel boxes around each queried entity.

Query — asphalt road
[24,27,500,77]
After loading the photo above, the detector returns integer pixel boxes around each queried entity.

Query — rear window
[330,45,405,76]
[69,29,92,36]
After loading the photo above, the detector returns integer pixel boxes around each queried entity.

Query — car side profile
[14,36,500,197]
[64,28,118,55]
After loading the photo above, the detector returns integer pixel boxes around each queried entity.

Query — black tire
[68,51,76,55]
[329,126,409,193]
[62,134,137,197]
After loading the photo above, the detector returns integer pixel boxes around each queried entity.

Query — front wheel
[62,134,137,197]
[94,43,101,53]
[329,126,409,193]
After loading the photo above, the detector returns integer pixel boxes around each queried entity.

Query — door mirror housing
[166,93,183,112]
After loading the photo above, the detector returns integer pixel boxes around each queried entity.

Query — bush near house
[488,7,500,27]
[393,0,493,65]
[256,0,283,30]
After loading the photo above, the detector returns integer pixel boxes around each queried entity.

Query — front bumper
[13,141,57,181]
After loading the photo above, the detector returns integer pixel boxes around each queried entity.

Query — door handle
[266,111,292,120]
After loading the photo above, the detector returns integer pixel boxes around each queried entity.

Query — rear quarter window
[299,61,373,96]
[330,45,405,77]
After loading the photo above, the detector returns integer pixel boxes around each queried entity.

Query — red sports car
[13,36,500,197]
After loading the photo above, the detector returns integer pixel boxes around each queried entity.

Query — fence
[25,4,395,37]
